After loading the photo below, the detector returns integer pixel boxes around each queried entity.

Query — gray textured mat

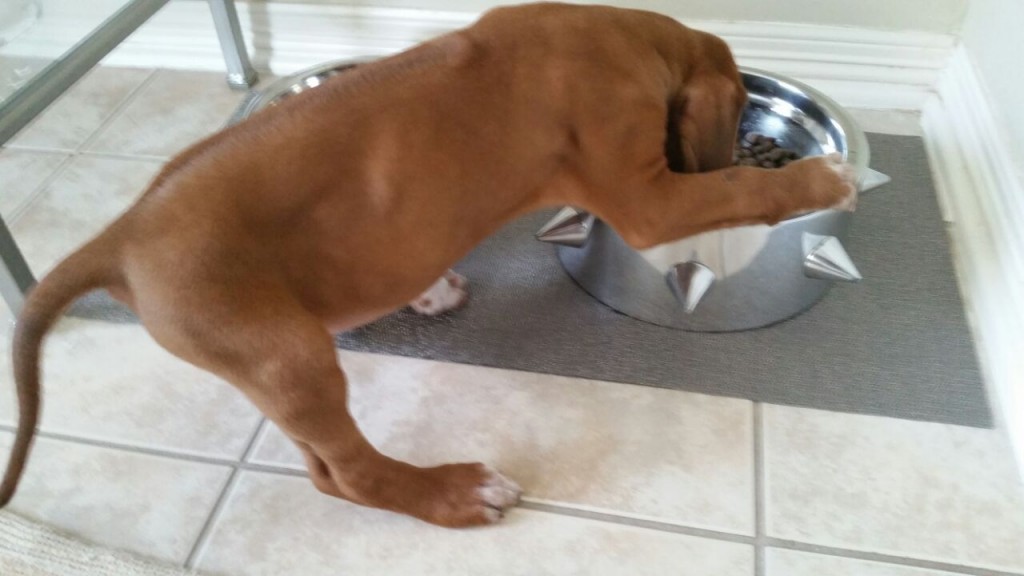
[72,134,991,427]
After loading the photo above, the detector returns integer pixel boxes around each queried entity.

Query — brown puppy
[0,3,856,528]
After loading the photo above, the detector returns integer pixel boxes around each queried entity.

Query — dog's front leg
[193,305,518,527]
[585,154,857,249]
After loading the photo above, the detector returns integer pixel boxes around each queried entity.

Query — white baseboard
[6,0,954,110]
[922,46,1024,473]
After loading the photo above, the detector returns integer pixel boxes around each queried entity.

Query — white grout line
[183,417,267,570]
[0,424,242,466]
[517,500,755,545]
[754,403,767,576]
[764,538,1024,576]
[5,68,162,225]
[6,421,1021,575]
[76,68,160,154]
[0,145,74,156]
[70,149,170,163]
[0,422,310,475]
[5,153,75,225]
[518,495,756,536]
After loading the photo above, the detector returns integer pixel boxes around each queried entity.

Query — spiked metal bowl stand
[536,69,891,331]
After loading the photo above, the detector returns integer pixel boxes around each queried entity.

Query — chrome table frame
[0,0,258,313]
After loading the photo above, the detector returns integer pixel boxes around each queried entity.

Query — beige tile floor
[0,66,1021,575]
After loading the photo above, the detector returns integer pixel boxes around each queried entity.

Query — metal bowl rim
[230,57,378,123]
[739,66,869,171]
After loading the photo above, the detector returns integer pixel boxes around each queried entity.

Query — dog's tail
[0,228,125,507]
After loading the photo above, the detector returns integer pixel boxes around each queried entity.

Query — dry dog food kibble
[733,133,801,168]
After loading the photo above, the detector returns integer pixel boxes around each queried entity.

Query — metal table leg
[0,219,34,314]
[208,0,259,90]
[0,0,255,314]
[0,0,173,315]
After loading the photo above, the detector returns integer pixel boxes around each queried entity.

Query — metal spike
[803,236,862,282]
[858,168,891,192]
[535,207,595,247]
[667,261,716,314]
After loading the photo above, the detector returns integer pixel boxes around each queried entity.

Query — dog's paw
[409,271,469,315]
[444,269,468,290]
[780,153,858,216]
[821,153,858,211]
[477,466,524,522]
[418,463,522,527]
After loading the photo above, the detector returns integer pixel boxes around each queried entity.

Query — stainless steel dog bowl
[228,59,370,125]
[232,61,889,332]
[537,68,890,331]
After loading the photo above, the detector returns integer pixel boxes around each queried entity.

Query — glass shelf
[0,0,141,106]
[0,0,170,145]
[0,0,170,311]
[0,0,255,312]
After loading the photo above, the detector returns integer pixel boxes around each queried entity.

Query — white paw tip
[409,273,470,316]
[483,506,504,523]
[445,271,468,289]
[479,466,523,508]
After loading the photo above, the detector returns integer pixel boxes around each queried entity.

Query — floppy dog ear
[676,74,745,173]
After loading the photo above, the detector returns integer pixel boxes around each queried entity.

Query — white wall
[953,0,1024,474]
[961,0,1024,175]
[267,0,968,33]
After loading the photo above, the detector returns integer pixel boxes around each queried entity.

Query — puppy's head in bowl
[539,68,891,332]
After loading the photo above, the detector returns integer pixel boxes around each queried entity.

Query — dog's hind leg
[260,345,519,527]
[139,286,517,527]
